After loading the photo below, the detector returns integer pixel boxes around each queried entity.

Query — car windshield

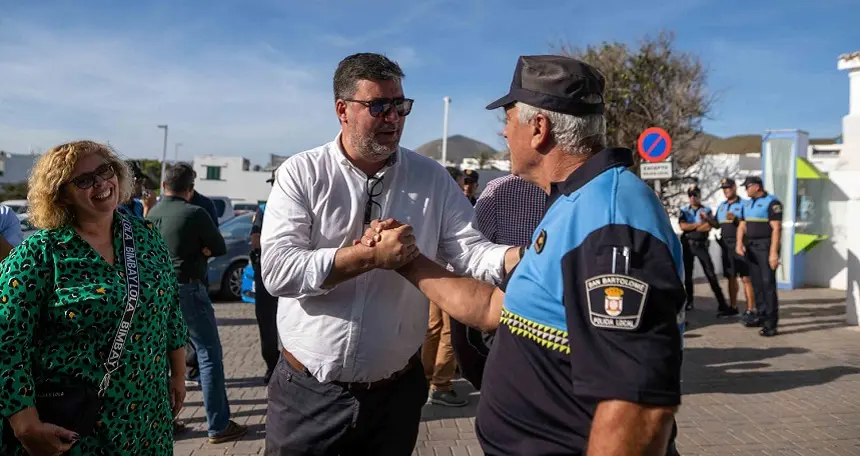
[220,213,253,239]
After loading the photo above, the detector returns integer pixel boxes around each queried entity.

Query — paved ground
[174,283,860,455]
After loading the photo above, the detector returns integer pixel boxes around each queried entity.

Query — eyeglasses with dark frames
[364,175,385,226]
[344,98,414,118]
[65,163,116,190]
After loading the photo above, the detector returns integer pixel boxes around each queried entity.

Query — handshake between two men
[353,218,518,333]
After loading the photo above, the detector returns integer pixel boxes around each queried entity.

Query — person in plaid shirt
[450,173,546,390]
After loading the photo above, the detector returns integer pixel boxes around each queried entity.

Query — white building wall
[191,155,274,205]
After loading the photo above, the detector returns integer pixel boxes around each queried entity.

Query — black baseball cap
[720,177,736,189]
[486,55,605,115]
[463,169,479,184]
[742,176,763,187]
[266,169,276,184]
[687,185,701,197]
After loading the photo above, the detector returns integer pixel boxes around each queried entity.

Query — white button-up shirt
[260,134,509,383]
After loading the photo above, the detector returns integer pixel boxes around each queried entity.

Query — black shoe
[428,390,468,407]
[759,326,778,337]
[741,310,761,327]
[717,307,739,318]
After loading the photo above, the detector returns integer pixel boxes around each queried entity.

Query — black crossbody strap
[97,217,140,398]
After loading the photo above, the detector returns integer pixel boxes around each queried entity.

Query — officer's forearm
[770,222,781,255]
[587,400,676,456]
[736,223,746,249]
[678,222,699,232]
[397,254,502,332]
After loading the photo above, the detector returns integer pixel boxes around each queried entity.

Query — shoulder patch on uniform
[772,203,782,214]
[534,229,546,254]
[585,274,649,331]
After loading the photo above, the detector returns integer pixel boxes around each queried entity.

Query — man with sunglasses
[260,53,522,456]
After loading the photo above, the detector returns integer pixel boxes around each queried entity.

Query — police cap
[687,185,701,197]
[463,169,479,184]
[720,177,735,189]
[742,175,763,187]
[485,55,605,115]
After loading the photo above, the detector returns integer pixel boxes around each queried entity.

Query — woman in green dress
[0,141,188,455]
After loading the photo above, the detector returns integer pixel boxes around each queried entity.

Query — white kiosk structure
[837,51,860,325]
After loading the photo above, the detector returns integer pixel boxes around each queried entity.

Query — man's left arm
[768,200,783,270]
[562,225,683,456]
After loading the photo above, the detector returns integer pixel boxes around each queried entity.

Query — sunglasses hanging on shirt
[364,176,384,226]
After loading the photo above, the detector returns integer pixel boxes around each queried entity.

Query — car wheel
[221,261,248,301]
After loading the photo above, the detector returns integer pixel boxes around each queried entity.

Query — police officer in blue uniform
[713,178,754,320]
[678,185,729,314]
[381,55,684,455]
[735,175,783,337]
[250,169,280,383]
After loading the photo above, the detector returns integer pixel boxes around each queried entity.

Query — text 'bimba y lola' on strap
[97,217,140,397]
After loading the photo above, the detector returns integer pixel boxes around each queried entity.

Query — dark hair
[333,53,405,101]
[164,163,195,193]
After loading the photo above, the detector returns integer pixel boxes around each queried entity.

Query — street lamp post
[441,96,451,166]
[157,125,168,194]
[174,142,182,163]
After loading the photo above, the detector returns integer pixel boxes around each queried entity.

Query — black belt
[281,348,418,392]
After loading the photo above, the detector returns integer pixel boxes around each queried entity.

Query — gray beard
[354,131,397,163]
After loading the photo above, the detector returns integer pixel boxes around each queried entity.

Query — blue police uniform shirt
[476,148,685,455]
[678,205,712,242]
[739,192,782,239]
[715,197,745,241]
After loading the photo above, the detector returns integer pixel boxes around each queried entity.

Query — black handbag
[2,217,141,444]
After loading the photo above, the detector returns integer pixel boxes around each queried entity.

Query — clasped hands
[354,218,420,269]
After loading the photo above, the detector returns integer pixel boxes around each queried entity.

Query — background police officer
[250,169,280,383]
[736,176,783,337]
[678,185,729,314]
[462,169,479,205]
[713,178,754,320]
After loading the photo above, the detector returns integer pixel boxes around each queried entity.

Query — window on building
[205,166,222,180]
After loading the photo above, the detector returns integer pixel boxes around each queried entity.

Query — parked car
[207,212,252,300]
[2,200,29,216]
[208,196,236,224]
[233,202,259,216]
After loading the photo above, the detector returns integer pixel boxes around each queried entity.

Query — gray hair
[516,98,607,155]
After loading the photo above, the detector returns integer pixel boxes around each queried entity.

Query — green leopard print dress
[0,212,188,455]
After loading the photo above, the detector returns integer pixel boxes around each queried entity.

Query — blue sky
[0,0,857,164]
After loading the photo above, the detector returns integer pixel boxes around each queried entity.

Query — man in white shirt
[260,52,521,456]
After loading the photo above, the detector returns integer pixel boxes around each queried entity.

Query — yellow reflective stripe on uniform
[745,217,768,222]
[500,309,571,354]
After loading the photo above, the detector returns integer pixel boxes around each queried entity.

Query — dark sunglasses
[345,98,414,118]
[66,163,116,190]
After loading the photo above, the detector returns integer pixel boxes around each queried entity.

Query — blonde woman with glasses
[0,141,188,456]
